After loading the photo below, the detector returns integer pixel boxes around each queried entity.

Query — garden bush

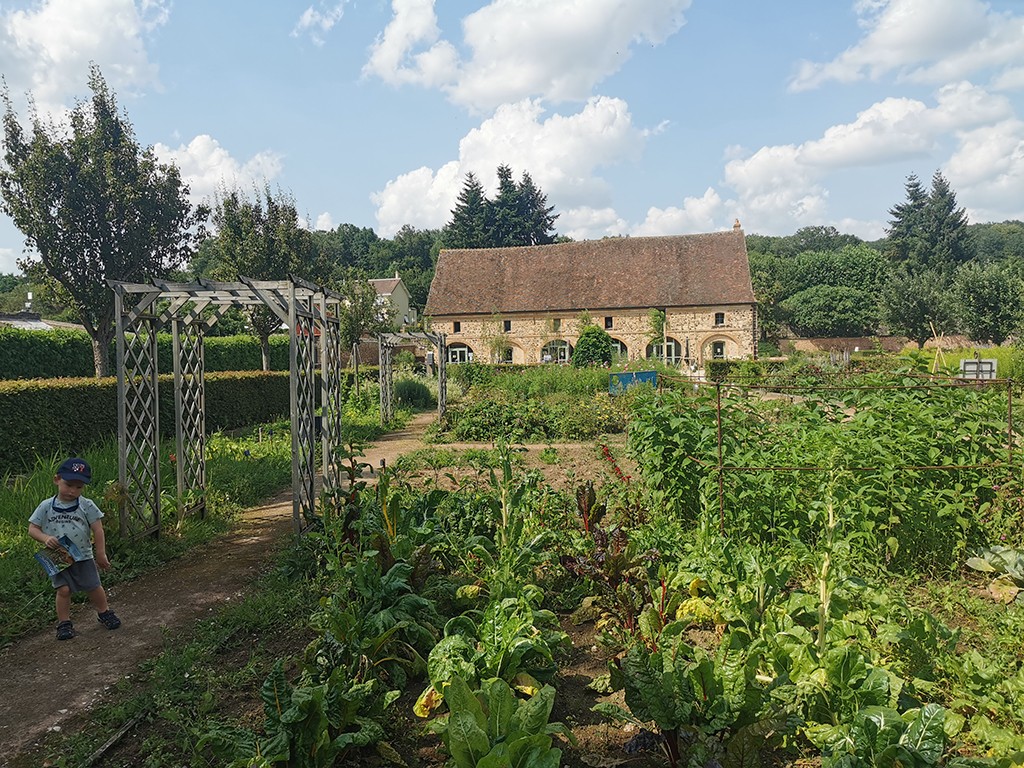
[0,371,290,475]
[394,377,434,409]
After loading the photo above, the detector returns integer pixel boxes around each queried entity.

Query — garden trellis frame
[109,275,347,539]
[377,330,448,425]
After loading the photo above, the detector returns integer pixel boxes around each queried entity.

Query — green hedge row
[0,371,291,475]
[0,327,291,380]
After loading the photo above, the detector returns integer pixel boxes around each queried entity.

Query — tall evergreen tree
[444,172,489,248]
[443,165,559,249]
[517,172,558,245]
[924,171,970,272]
[885,174,928,268]
[885,171,970,275]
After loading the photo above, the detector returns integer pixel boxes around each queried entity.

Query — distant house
[424,225,757,366]
[368,273,416,330]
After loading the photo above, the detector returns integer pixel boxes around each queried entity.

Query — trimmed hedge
[0,327,291,380]
[0,371,290,475]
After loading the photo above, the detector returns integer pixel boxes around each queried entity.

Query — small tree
[952,263,1022,346]
[879,270,954,348]
[573,324,613,368]
[338,277,393,393]
[781,285,879,337]
[0,65,207,376]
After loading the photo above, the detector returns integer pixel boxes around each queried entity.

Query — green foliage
[444,165,559,249]
[0,329,292,380]
[427,676,574,768]
[627,377,1013,571]
[781,285,879,337]
[886,172,971,275]
[0,371,290,474]
[573,324,613,368]
[0,65,207,376]
[952,263,1023,346]
[394,377,434,408]
[880,270,955,347]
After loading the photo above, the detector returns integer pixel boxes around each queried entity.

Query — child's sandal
[56,620,74,640]
[97,610,121,630]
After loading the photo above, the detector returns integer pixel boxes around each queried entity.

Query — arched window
[712,341,726,359]
[646,337,682,364]
[447,343,474,363]
[611,338,628,361]
[541,339,572,363]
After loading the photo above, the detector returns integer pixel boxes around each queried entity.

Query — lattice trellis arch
[377,331,448,426]
[109,276,345,538]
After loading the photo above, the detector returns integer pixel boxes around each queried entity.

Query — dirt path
[0,412,438,761]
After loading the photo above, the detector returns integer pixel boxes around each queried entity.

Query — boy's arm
[29,522,59,549]
[91,519,111,570]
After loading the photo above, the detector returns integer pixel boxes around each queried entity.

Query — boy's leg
[56,585,72,622]
[86,585,109,614]
[89,586,121,629]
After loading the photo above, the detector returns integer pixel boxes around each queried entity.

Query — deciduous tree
[952,263,1021,346]
[879,269,955,348]
[0,65,206,376]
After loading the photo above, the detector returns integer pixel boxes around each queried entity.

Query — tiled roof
[425,230,755,317]
[368,277,402,296]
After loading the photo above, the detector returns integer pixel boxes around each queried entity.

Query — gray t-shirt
[29,496,103,560]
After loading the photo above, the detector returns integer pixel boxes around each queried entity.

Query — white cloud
[790,0,1024,91]
[371,96,644,236]
[362,0,458,88]
[364,0,691,112]
[292,2,346,46]
[722,82,1020,233]
[632,188,724,236]
[0,0,166,113]
[559,206,629,240]
[152,135,285,208]
[945,118,1024,222]
[314,212,335,231]
[0,247,20,275]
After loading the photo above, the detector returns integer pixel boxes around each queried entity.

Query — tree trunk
[260,334,271,371]
[91,330,113,378]
[352,342,360,396]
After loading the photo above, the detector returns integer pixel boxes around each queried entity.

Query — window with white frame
[541,339,571,363]
[646,337,683,364]
[447,343,474,363]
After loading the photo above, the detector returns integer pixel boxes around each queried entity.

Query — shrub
[573,325,613,368]
[0,372,290,475]
[394,378,434,409]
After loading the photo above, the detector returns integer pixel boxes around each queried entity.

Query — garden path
[0,411,438,762]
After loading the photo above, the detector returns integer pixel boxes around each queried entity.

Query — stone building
[424,226,757,366]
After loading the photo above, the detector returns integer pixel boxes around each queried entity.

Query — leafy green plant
[196,660,397,767]
[426,675,575,768]
[595,623,779,768]
[965,546,1024,604]
[416,594,569,717]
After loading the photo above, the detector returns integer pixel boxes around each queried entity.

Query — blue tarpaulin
[609,370,657,395]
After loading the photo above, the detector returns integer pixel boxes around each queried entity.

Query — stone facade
[440,304,756,366]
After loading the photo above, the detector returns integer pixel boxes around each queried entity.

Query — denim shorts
[51,559,101,593]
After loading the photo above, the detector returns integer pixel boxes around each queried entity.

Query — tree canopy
[444,165,559,248]
[0,65,206,376]
[886,171,970,275]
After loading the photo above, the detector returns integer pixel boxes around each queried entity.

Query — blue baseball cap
[57,457,91,483]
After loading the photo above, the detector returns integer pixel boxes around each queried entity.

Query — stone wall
[431,304,757,365]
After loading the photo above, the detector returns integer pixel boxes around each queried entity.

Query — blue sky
[1,0,1023,276]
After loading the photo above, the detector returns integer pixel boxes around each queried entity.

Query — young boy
[28,457,121,640]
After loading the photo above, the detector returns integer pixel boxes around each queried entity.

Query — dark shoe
[56,620,75,640]
[97,610,121,630]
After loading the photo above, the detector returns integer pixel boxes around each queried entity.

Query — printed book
[34,535,87,577]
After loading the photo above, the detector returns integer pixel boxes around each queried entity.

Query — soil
[0,412,654,768]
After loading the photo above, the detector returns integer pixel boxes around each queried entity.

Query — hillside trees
[444,165,559,248]
[0,65,207,376]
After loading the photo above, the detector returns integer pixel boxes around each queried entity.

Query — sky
[0,0,1023,276]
